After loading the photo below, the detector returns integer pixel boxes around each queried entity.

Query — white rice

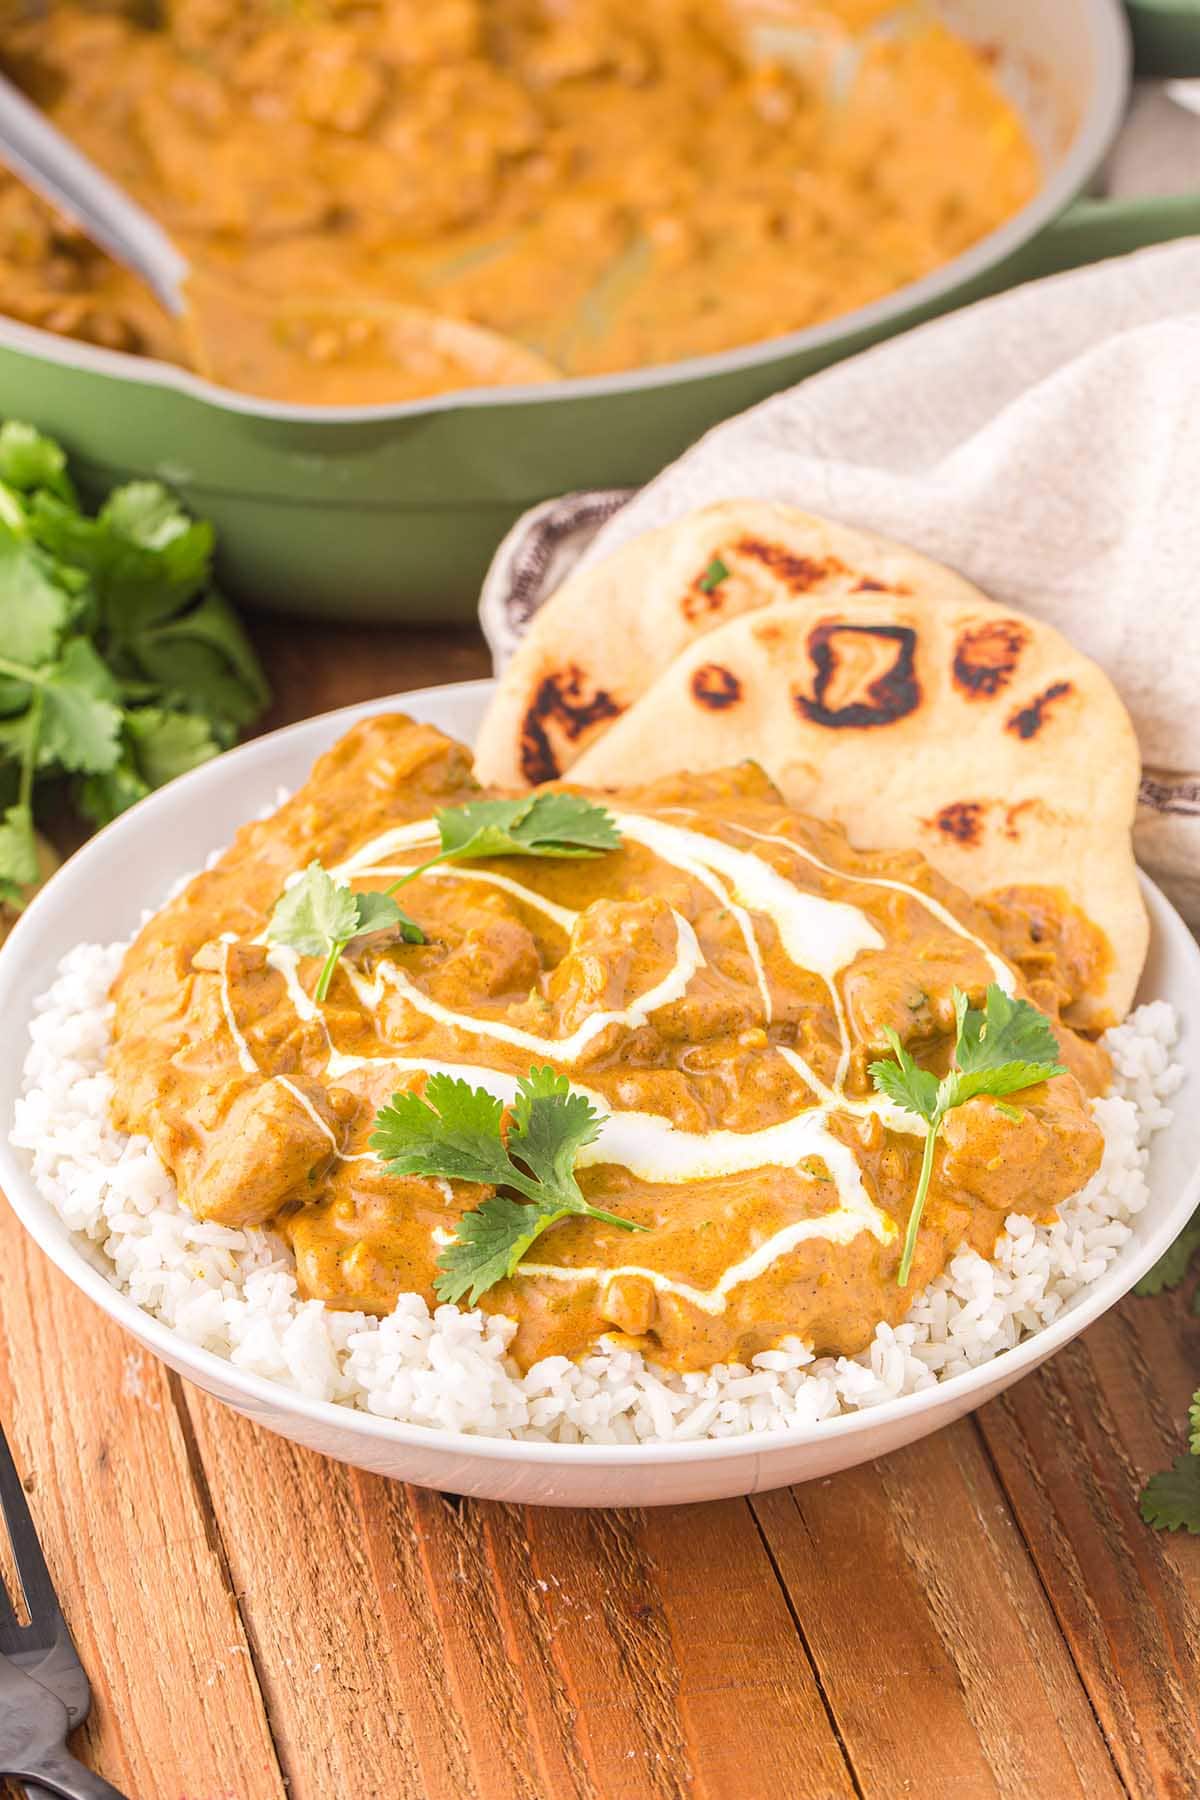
[10,938,1183,1444]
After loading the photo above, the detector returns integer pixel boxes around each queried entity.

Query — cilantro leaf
[869,1029,941,1125]
[508,1064,603,1204]
[268,861,362,961]
[0,422,74,500]
[433,1197,571,1306]
[79,757,151,828]
[122,707,223,788]
[277,795,621,1015]
[267,860,426,1001]
[1141,1452,1200,1534]
[0,803,38,907]
[434,792,620,861]
[0,420,268,913]
[870,985,1064,1286]
[952,985,1065,1084]
[127,589,269,729]
[31,482,213,633]
[372,1074,510,1189]
[0,530,74,667]
[1136,1206,1200,1297]
[354,889,424,942]
[370,1065,646,1305]
[38,640,124,774]
[699,555,730,593]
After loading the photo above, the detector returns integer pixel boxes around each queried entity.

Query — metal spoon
[0,71,561,399]
[0,70,187,314]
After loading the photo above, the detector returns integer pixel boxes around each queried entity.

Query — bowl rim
[0,674,1195,1469]
[0,2,1130,428]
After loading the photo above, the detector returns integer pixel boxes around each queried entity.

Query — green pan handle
[1127,0,1200,76]
[1006,191,1200,284]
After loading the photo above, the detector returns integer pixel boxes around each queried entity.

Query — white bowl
[1,679,1196,1508]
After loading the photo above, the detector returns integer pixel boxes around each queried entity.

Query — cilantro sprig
[269,861,425,1001]
[0,420,268,907]
[870,984,1066,1287]
[267,791,619,1002]
[370,1065,646,1304]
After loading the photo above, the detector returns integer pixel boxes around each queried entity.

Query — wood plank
[182,1377,859,1800]
[751,1420,1125,1800]
[0,1196,286,1800]
[248,618,491,735]
[183,1393,440,1800]
[506,1500,856,1800]
[976,1287,1200,1799]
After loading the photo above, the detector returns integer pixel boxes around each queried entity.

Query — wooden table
[2,619,1198,1800]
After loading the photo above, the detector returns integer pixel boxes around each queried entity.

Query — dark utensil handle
[6,1746,128,1800]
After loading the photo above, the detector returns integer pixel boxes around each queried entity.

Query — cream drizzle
[339,907,705,1065]
[615,810,882,988]
[339,861,581,935]
[211,797,1015,1294]
[218,936,258,1076]
[319,1050,895,1244]
[725,819,1016,994]
[522,1204,878,1317]
[219,937,342,1153]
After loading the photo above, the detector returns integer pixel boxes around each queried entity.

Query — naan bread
[566,588,1146,1027]
[474,500,923,787]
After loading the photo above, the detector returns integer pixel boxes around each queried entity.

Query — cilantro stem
[897,1112,941,1287]
[19,689,41,805]
[316,847,456,999]
[0,653,41,687]
[314,940,342,1005]
[381,846,459,898]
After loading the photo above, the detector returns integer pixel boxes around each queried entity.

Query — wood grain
[751,1421,1126,1799]
[1,617,1196,1800]
[0,1206,284,1800]
[976,1287,1200,1800]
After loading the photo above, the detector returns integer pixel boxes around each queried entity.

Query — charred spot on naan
[1006,681,1073,740]
[734,538,843,592]
[681,538,843,623]
[690,664,743,710]
[793,622,921,730]
[519,665,623,784]
[953,619,1030,699]
[925,801,986,847]
[923,796,1053,852]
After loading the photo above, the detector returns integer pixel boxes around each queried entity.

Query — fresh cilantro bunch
[0,419,268,906]
[1136,1205,1200,1534]
[267,791,619,1000]
[870,984,1066,1287]
[370,1065,646,1304]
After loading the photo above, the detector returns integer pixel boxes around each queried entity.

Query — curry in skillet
[0,0,1037,403]
[108,716,1106,1374]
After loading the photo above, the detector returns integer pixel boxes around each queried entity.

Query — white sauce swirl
[215,797,1022,1301]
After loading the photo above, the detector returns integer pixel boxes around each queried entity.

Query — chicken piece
[940,1078,1103,1216]
[172,1075,339,1227]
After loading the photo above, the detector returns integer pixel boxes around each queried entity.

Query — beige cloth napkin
[480,236,1200,928]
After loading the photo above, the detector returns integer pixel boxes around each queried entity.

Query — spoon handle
[0,73,188,314]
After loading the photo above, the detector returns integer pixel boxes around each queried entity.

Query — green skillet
[1,0,1199,622]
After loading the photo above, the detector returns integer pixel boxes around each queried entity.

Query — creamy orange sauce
[107,716,1107,1374]
[2,0,1038,403]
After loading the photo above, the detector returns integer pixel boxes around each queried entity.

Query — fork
[0,1425,128,1798]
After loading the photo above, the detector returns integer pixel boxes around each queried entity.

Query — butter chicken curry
[1,0,1038,403]
[109,716,1106,1374]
